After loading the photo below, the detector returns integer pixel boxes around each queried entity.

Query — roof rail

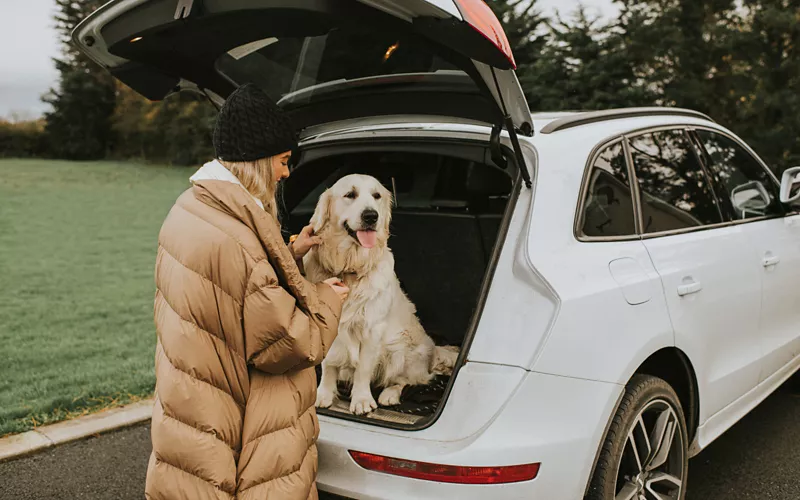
[539,107,714,134]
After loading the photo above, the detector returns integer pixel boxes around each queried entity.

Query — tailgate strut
[490,68,532,189]
[505,115,532,189]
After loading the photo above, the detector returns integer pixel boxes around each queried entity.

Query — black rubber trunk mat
[314,367,450,417]
[335,375,451,416]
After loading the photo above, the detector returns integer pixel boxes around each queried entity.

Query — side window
[695,130,783,220]
[629,129,722,234]
[581,141,636,237]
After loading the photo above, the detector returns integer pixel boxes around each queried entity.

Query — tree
[615,0,744,112]
[735,0,800,173]
[519,6,659,111]
[615,0,800,173]
[111,82,217,166]
[486,0,549,103]
[44,0,116,160]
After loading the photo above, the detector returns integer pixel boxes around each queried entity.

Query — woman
[145,84,348,500]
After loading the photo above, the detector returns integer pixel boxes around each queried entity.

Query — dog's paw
[378,386,402,406]
[350,393,378,415]
[315,387,336,409]
[432,345,460,376]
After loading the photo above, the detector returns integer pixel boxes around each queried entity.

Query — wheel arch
[583,347,700,498]
[635,347,700,443]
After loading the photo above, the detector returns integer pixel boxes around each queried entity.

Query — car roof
[296,107,718,145]
[531,107,714,135]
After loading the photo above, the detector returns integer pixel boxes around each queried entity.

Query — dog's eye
[373,192,381,200]
[344,191,357,199]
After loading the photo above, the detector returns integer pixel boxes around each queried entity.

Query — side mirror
[731,180,769,218]
[779,166,800,203]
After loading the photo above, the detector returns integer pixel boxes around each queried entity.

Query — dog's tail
[431,345,460,376]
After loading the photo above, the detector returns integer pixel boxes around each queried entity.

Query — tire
[587,375,689,500]
[790,369,800,393]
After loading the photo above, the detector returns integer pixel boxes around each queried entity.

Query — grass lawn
[0,158,190,436]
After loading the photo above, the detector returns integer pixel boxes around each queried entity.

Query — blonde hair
[221,156,279,219]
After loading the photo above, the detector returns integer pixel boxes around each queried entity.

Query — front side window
[581,141,636,237]
[695,130,783,220]
[629,129,722,234]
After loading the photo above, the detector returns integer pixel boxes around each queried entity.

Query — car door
[693,128,800,381]
[630,128,764,422]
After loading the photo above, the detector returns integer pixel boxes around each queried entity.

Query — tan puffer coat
[145,178,341,500]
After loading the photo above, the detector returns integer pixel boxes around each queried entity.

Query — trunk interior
[281,138,519,428]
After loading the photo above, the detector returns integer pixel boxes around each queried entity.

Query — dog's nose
[361,209,379,226]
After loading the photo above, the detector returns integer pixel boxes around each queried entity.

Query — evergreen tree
[521,7,658,111]
[736,0,800,172]
[486,0,549,104]
[617,0,799,172]
[615,1,745,119]
[44,0,116,160]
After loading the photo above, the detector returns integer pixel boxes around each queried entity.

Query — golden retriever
[304,174,458,415]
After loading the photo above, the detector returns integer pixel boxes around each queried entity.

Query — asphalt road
[1,381,797,500]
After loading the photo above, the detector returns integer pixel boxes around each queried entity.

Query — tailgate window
[216,26,462,104]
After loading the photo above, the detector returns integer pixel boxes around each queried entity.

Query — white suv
[76,1,800,499]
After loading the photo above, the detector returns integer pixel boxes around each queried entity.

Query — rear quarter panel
[470,116,717,385]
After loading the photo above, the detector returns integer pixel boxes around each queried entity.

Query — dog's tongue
[356,230,377,249]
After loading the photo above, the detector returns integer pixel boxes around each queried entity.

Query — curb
[0,398,154,463]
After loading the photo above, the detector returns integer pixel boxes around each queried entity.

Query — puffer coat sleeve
[244,260,341,375]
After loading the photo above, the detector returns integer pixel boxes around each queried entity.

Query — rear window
[216,26,462,105]
[291,153,510,213]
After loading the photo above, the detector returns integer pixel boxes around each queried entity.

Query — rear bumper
[317,366,622,500]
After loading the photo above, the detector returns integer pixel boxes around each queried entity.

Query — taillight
[348,450,540,484]
[453,0,516,69]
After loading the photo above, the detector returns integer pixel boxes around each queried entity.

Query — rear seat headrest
[466,163,512,197]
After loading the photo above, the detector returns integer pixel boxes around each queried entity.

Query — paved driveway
[1,380,797,499]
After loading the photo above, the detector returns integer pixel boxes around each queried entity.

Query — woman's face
[271,151,292,183]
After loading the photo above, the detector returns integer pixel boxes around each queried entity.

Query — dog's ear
[381,183,393,233]
[310,188,332,233]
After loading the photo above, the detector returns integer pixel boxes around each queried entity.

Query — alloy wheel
[614,399,685,500]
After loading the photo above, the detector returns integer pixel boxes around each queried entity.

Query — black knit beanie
[213,83,298,162]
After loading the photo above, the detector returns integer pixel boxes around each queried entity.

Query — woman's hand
[290,225,322,261]
[323,277,349,303]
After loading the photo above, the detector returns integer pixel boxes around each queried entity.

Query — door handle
[763,253,781,267]
[677,279,702,297]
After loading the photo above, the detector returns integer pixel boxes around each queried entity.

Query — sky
[0,0,616,120]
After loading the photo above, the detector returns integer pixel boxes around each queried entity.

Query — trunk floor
[318,375,450,425]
